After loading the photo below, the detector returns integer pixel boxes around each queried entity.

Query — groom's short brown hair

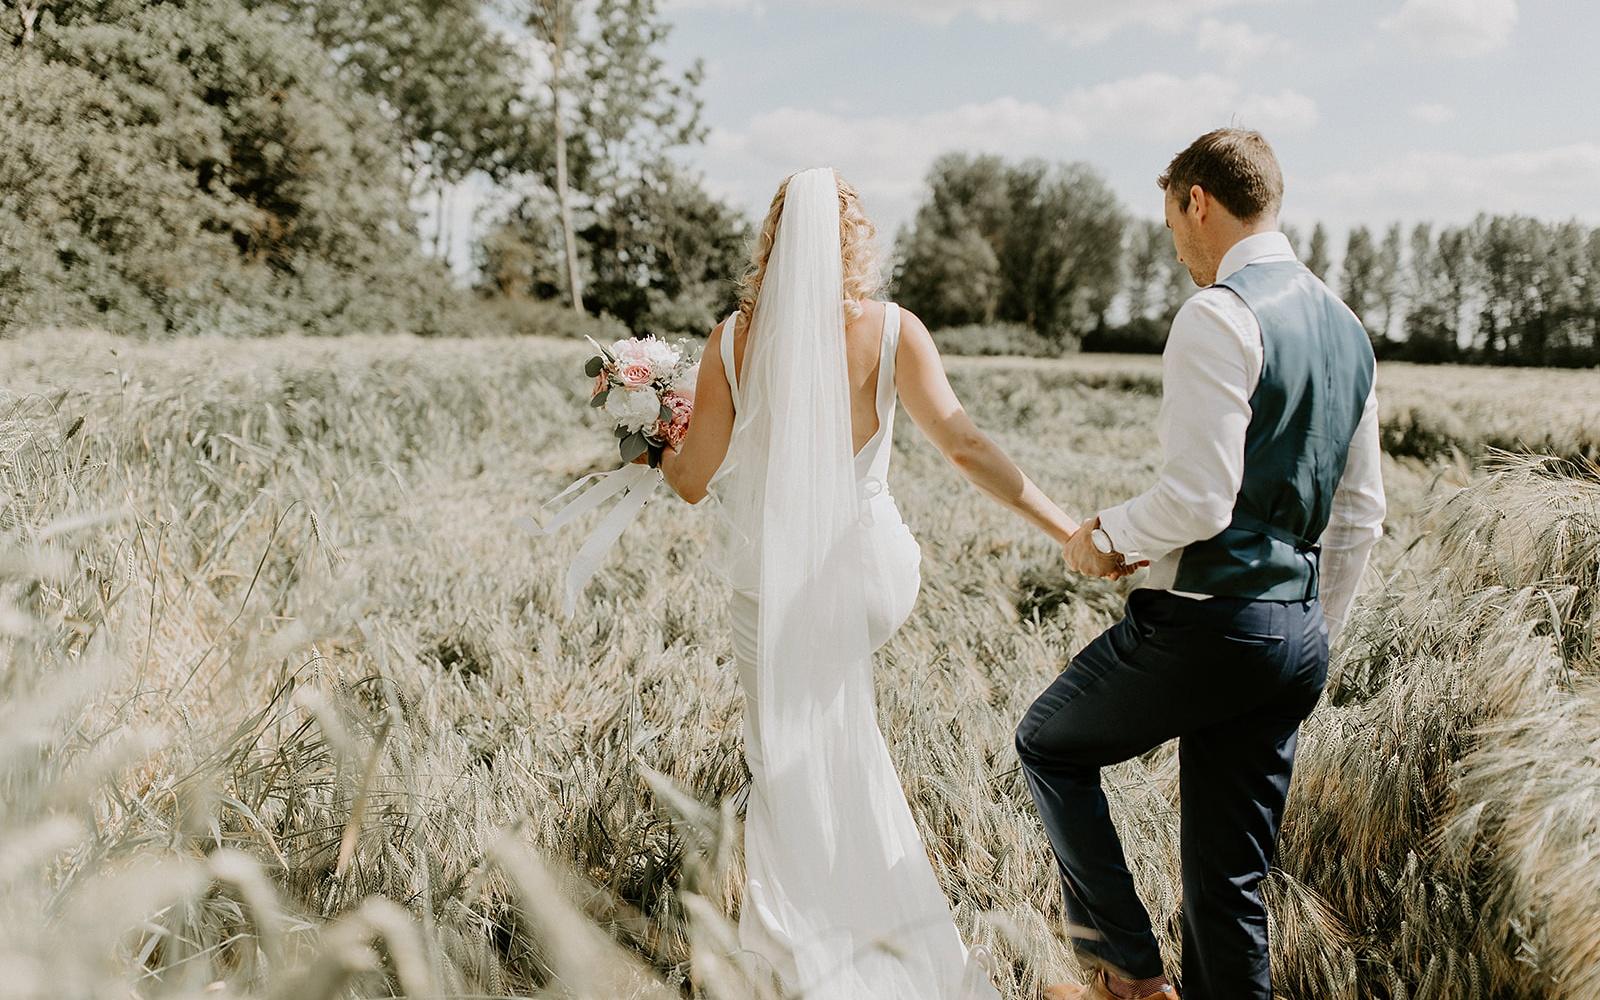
[1158,128,1283,222]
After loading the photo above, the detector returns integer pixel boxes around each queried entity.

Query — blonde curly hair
[736,171,883,333]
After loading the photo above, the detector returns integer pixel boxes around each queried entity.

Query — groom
[1016,128,1386,1000]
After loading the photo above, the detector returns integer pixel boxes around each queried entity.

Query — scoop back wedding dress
[704,167,998,1000]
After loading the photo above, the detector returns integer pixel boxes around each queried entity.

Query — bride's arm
[895,308,1080,546]
[657,320,736,504]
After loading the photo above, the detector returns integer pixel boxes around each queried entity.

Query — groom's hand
[1063,516,1137,580]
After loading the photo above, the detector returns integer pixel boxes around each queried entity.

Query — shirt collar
[1215,230,1296,284]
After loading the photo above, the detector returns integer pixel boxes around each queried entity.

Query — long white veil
[705,168,996,999]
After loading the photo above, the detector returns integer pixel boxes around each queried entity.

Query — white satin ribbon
[518,463,662,615]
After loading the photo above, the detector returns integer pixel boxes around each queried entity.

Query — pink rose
[591,371,609,397]
[620,362,654,388]
[658,389,694,449]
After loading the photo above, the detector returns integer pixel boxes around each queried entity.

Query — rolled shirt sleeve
[1316,382,1386,642]
[1097,292,1255,563]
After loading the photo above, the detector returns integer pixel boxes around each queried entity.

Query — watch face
[1092,528,1113,554]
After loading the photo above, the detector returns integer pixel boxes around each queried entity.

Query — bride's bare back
[727,298,889,456]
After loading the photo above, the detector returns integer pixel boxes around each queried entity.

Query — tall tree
[1401,223,1458,361]
[1306,222,1332,280]
[525,0,585,312]
[895,153,1125,343]
[511,0,705,315]
[1586,227,1600,362]
[1282,222,1304,258]
[1474,215,1528,359]
[579,164,749,337]
[1124,220,1168,322]
[254,0,530,241]
[1436,224,1478,354]
[1025,162,1127,339]
[1375,222,1405,339]
[1341,226,1382,339]
[894,154,1012,328]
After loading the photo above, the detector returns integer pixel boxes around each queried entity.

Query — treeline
[1,0,746,339]
[7,2,1596,366]
[1340,217,1600,367]
[895,153,1600,368]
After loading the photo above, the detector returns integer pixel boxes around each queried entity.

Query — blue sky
[436,0,1597,274]
[655,0,1599,239]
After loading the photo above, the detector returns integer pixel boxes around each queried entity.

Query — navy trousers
[1015,589,1328,1000]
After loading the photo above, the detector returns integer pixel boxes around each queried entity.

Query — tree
[1375,222,1404,339]
[1124,220,1168,322]
[1282,223,1304,258]
[1,0,471,336]
[895,218,1004,328]
[1121,219,1191,327]
[895,153,1126,344]
[1341,226,1382,339]
[1305,222,1332,280]
[1398,223,1458,362]
[250,0,531,259]
[1019,163,1127,341]
[476,187,569,301]
[893,154,1012,328]
[1474,215,1527,360]
[511,0,705,315]
[1435,224,1478,354]
[1585,227,1600,363]
[525,0,585,312]
[477,164,745,337]
[578,165,749,337]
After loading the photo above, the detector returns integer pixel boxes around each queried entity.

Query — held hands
[1062,516,1147,581]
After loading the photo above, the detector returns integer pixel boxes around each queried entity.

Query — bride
[655,167,1090,998]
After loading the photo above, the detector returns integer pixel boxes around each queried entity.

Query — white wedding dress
[705,168,998,1000]
[723,301,921,670]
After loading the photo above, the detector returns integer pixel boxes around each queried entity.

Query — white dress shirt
[1096,231,1386,642]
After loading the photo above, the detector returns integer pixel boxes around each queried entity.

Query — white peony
[613,335,680,372]
[604,386,663,434]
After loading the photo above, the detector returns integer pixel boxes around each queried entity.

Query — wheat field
[3,330,1596,1000]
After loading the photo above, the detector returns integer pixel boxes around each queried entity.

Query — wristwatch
[1090,522,1143,564]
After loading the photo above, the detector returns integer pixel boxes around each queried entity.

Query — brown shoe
[1043,970,1179,1000]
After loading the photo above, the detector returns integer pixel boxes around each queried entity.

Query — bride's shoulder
[857,297,920,325]
[887,302,930,336]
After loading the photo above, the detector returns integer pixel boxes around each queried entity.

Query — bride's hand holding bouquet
[523,334,700,614]
[585,335,697,467]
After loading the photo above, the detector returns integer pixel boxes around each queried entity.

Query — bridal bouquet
[522,335,700,616]
[586,335,698,467]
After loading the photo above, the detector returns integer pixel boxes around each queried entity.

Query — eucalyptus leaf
[619,431,649,464]
[590,389,609,409]
[584,356,604,378]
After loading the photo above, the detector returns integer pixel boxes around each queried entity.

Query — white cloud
[1196,18,1291,71]
[670,0,1282,44]
[1380,0,1518,57]
[1409,102,1457,124]
[1298,143,1600,228]
[696,73,1319,236]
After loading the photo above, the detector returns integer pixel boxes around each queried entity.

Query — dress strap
[876,302,901,412]
[720,312,740,402]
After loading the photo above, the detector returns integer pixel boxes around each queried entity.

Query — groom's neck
[1208,215,1281,271]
